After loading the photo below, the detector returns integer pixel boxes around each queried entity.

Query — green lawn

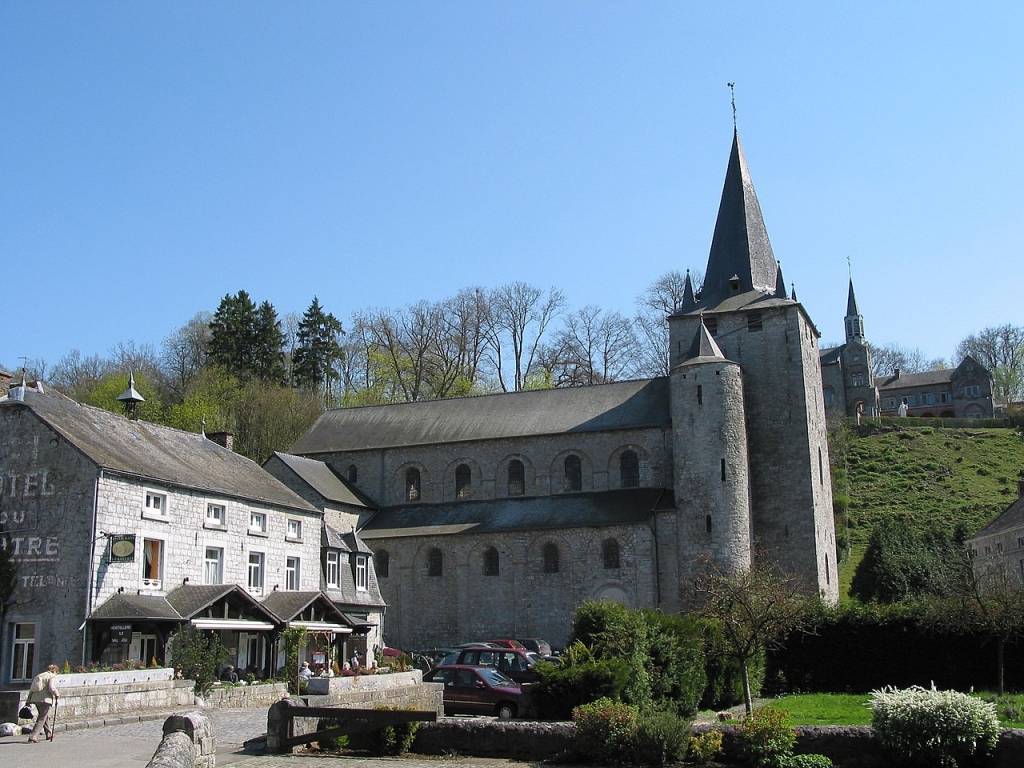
[744,692,1024,728]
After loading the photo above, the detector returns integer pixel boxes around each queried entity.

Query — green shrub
[630,711,690,766]
[572,697,639,764]
[688,729,724,765]
[358,705,419,755]
[738,707,797,768]
[531,658,629,720]
[315,719,349,750]
[784,755,833,768]
[869,685,1000,767]
[167,626,229,697]
[642,611,708,717]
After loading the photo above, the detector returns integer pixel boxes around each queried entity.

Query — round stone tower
[670,318,752,595]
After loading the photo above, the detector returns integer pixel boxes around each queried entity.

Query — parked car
[423,664,522,719]
[487,639,526,649]
[412,647,459,670]
[517,638,552,657]
[454,645,543,684]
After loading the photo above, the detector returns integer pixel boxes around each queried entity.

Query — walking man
[27,664,60,743]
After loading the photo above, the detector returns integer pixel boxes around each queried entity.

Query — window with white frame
[204,547,224,584]
[10,622,35,682]
[325,550,340,588]
[286,556,300,590]
[206,503,226,527]
[143,490,168,520]
[287,519,302,540]
[248,552,265,593]
[142,538,164,588]
[355,554,368,591]
[249,511,267,534]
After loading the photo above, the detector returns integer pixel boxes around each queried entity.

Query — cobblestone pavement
[0,708,559,768]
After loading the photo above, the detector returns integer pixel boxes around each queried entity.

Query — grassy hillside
[831,423,1024,549]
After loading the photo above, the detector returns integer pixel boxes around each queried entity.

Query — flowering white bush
[868,684,1000,767]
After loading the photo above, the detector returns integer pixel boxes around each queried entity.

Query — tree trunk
[998,638,1006,696]
[740,657,754,714]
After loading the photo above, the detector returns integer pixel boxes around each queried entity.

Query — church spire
[698,130,778,308]
[844,278,865,342]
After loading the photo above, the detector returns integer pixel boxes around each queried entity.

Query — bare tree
[161,312,211,399]
[870,343,945,378]
[634,270,703,377]
[692,560,817,713]
[488,282,566,392]
[48,350,107,400]
[955,324,1024,403]
[545,306,643,386]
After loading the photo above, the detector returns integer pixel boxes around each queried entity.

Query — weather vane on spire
[727,82,737,129]
[847,254,852,279]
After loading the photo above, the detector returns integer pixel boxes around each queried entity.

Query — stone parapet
[203,681,288,708]
[146,711,214,768]
[1,678,195,722]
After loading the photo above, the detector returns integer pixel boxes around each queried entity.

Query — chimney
[1019,479,1024,499]
[894,367,901,380]
[207,432,234,452]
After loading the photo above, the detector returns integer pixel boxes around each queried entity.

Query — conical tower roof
[683,315,725,362]
[846,278,861,317]
[699,130,778,308]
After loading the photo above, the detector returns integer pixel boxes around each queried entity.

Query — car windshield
[478,667,516,687]
[525,652,541,664]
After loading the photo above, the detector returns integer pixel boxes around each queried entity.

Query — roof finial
[728,82,737,130]
[847,254,852,279]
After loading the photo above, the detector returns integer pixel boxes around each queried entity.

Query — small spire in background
[116,370,145,420]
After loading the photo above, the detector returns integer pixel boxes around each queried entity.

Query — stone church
[288,129,840,651]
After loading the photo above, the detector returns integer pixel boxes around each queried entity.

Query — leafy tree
[571,599,654,710]
[955,323,1024,403]
[209,291,260,380]
[925,559,1024,695]
[167,626,229,697]
[84,370,164,422]
[691,561,817,713]
[850,521,968,604]
[253,300,287,383]
[292,297,345,403]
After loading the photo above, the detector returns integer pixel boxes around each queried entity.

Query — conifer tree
[208,290,260,379]
[293,296,345,404]
[253,300,286,384]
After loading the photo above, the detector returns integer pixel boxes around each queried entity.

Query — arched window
[563,455,582,492]
[428,548,443,577]
[620,450,639,488]
[543,542,559,574]
[376,549,389,578]
[348,464,358,483]
[406,468,421,501]
[507,460,525,497]
[603,539,620,569]
[483,547,499,576]
[455,463,472,499]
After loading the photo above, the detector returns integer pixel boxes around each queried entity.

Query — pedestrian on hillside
[27,664,60,743]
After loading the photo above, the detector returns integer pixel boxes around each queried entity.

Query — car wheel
[496,702,516,720]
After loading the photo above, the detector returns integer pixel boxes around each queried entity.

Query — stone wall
[266,670,443,752]
[203,681,288,708]
[146,711,214,768]
[0,678,195,722]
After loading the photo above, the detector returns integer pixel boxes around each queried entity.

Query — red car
[423,664,523,720]
[486,639,526,649]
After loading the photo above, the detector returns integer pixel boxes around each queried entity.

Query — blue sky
[3,2,1022,372]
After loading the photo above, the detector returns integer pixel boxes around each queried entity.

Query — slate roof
[269,452,376,510]
[290,378,671,454]
[819,347,843,366]
[683,318,725,363]
[1,389,318,512]
[696,130,780,309]
[87,593,183,621]
[970,492,1024,539]
[260,590,351,624]
[876,370,954,389]
[360,488,674,539]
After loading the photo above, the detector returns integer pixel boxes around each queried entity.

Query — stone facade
[286,129,840,652]
[0,388,376,687]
